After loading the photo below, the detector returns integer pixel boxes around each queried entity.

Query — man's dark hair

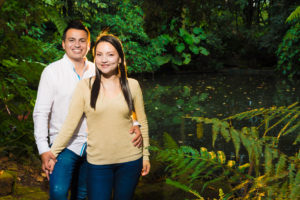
[62,20,90,42]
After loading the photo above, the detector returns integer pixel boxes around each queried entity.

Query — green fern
[166,178,205,200]
[152,103,299,199]
[46,10,67,36]
[286,6,300,23]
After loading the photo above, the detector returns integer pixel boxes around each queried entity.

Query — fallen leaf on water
[217,114,223,117]
[0,170,4,175]
[206,86,215,90]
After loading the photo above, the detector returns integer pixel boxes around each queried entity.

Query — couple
[33,20,150,200]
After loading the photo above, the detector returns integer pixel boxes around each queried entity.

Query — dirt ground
[0,156,49,199]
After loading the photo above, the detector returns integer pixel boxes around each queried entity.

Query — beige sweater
[51,77,149,165]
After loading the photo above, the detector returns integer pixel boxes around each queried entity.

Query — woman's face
[95,41,121,76]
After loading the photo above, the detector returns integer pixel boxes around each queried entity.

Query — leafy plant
[153,17,209,68]
[0,0,60,160]
[144,84,208,138]
[277,6,300,78]
[151,103,299,199]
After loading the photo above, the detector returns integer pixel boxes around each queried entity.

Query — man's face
[62,28,89,63]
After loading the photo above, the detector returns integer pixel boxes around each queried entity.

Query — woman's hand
[45,159,56,180]
[141,160,150,176]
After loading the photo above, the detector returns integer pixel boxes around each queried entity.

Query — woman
[50,33,150,200]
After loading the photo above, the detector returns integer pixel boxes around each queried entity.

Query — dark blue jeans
[49,148,87,200]
[87,157,143,200]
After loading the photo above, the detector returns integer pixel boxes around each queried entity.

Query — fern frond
[212,123,220,147]
[282,118,300,137]
[166,178,205,200]
[46,10,67,36]
[163,132,179,149]
[275,154,287,176]
[289,171,300,199]
[286,6,300,23]
[230,128,241,158]
[263,112,293,136]
[264,146,274,176]
[201,176,225,193]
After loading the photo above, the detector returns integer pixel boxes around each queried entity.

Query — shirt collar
[63,54,91,80]
[63,54,88,69]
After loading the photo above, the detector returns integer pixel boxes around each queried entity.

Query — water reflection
[136,72,299,156]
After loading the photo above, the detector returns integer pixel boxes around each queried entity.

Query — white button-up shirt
[33,54,95,156]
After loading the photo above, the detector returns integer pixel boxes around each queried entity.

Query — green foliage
[94,1,162,72]
[143,0,300,72]
[0,61,41,159]
[151,104,299,199]
[144,84,208,136]
[277,6,300,78]
[0,0,63,160]
[166,178,205,200]
[225,102,300,140]
[40,0,162,73]
[153,17,209,68]
[286,6,300,23]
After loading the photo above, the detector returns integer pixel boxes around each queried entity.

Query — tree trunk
[244,0,254,28]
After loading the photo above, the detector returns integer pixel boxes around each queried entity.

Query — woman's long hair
[90,33,135,118]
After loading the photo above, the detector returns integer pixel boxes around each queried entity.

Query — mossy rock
[0,184,48,200]
[0,171,15,196]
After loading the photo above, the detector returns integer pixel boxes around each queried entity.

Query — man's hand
[44,159,56,180]
[40,151,56,173]
[130,125,143,148]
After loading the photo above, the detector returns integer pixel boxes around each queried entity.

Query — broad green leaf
[182,53,191,64]
[193,27,202,35]
[176,43,185,53]
[171,56,183,65]
[153,54,171,66]
[199,47,209,56]
[189,45,200,54]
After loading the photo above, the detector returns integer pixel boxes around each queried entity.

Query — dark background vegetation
[0,0,299,199]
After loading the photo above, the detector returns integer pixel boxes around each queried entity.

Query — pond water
[135,70,299,158]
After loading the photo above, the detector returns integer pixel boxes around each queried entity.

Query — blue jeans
[87,157,143,200]
[49,148,87,200]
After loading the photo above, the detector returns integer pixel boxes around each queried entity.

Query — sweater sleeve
[50,81,86,157]
[132,79,150,160]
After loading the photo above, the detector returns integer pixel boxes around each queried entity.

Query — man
[33,20,142,200]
